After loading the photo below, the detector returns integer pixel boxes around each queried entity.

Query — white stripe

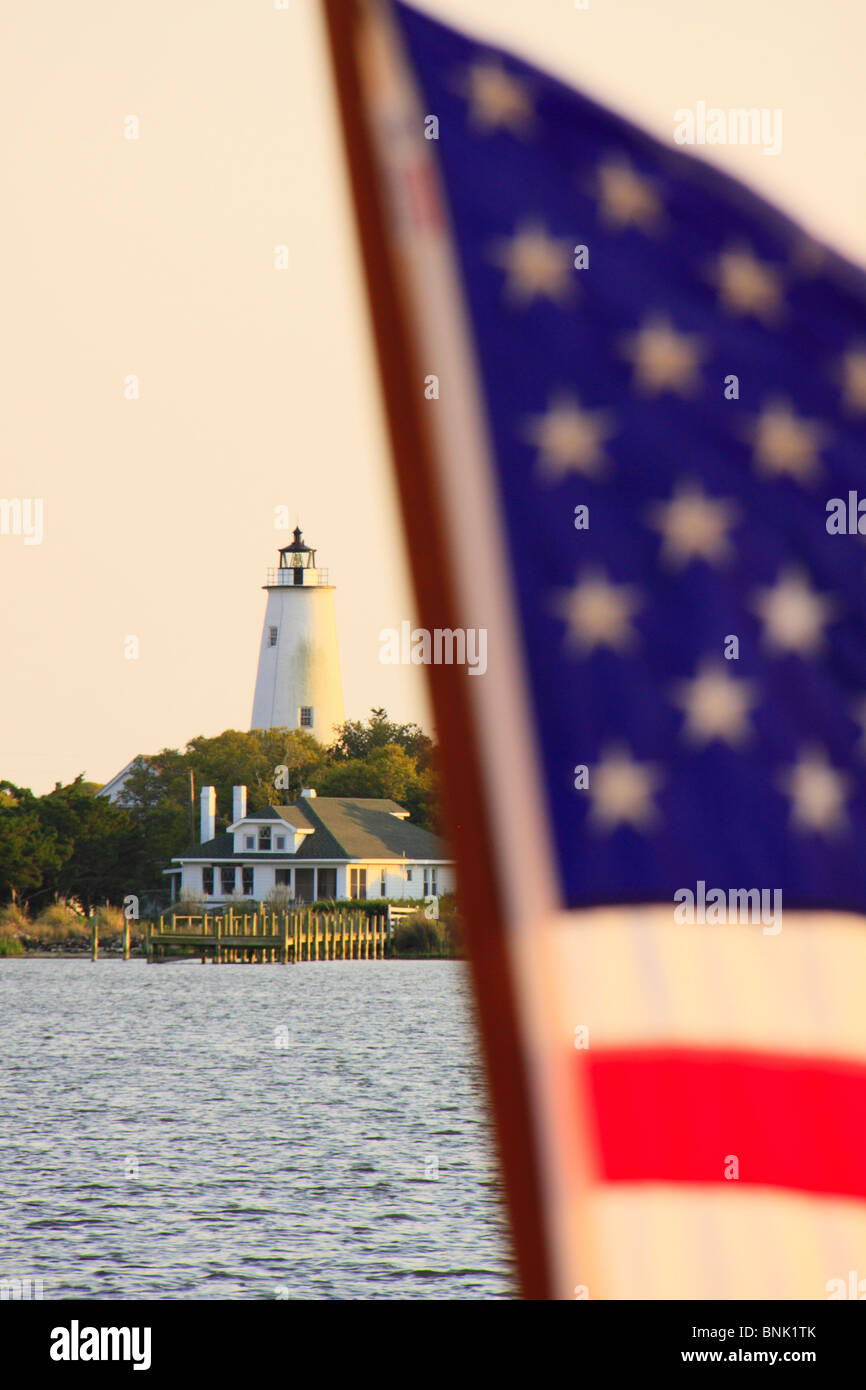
[571,1183,866,1300]
[546,906,866,1060]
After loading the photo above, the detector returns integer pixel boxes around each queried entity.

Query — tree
[328,709,434,769]
[316,744,438,830]
[0,783,63,908]
[35,777,142,911]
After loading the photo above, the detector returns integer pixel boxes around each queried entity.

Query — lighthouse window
[268,627,278,647]
[299,707,313,728]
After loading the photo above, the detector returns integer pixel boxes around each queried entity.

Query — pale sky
[2,0,864,792]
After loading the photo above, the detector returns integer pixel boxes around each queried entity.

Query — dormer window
[245,835,255,850]
[275,835,286,850]
[258,827,271,851]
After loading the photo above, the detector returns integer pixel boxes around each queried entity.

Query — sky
[2,0,864,793]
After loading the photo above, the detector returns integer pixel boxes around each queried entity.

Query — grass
[0,901,147,953]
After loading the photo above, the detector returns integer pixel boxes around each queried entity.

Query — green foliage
[0,710,443,912]
[0,902,30,932]
[34,902,90,941]
[329,708,434,767]
[94,904,125,938]
[0,935,24,957]
[37,777,142,911]
[0,782,64,906]
[391,911,459,958]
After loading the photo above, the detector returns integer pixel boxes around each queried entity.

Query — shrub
[34,902,89,941]
[94,905,125,938]
[0,903,29,934]
[391,911,458,958]
[0,935,24,957]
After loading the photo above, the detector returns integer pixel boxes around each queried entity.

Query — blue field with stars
[394,0,866,913]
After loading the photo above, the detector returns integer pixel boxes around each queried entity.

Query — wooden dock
[146,907,391,964]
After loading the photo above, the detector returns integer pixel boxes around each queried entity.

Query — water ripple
[0,959,514,1299]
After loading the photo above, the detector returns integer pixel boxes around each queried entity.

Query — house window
[299,706,313,728]
[258,827,271,851]
[380,869,387,897]
[268,627,278,647]
[245,835,255,850]
[406,867,413,883]
[423,867,437,897]
[349,868,367,900]
[202,866,214,896]
[275,835,286,850]
[275,869,292,887]
[242,867,253,896]
[220,865,236,895]
[317,867,336,899]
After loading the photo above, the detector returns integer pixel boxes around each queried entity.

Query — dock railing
[147,906,391,963]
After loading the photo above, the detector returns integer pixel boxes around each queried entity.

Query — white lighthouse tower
[250,527,345,742]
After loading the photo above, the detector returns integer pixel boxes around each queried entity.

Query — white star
[621,316,704,396]
[751,568,837,656]
[595,159,663,232]
[456,60,533,135]
[840,348,866,414]
[673,662,757,747]
[647,482,738,568]
[778,748,849,836]
[748,400,827,484]
[588,745,663,832]
[489,222,574,306]
[552,568,642,654]
[524,395,614,479]
[712,245,783,323]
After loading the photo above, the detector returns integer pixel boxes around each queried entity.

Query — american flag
[328,0,866,1298]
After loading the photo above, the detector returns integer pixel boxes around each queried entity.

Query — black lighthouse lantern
[278,527,317,585]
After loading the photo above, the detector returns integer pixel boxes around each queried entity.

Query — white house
[164,785,454,905]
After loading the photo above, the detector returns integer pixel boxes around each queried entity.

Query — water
[0,959,514,1299]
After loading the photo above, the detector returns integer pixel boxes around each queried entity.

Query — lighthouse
[250,527,345,742]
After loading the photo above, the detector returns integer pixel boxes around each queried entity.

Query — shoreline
[3,950,462,962]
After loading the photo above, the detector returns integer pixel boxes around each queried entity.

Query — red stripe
[585,1048,866,1199]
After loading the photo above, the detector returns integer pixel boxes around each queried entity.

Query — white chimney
[301,788,317,799]
[200,786,216,843]
[232,784,247,822]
